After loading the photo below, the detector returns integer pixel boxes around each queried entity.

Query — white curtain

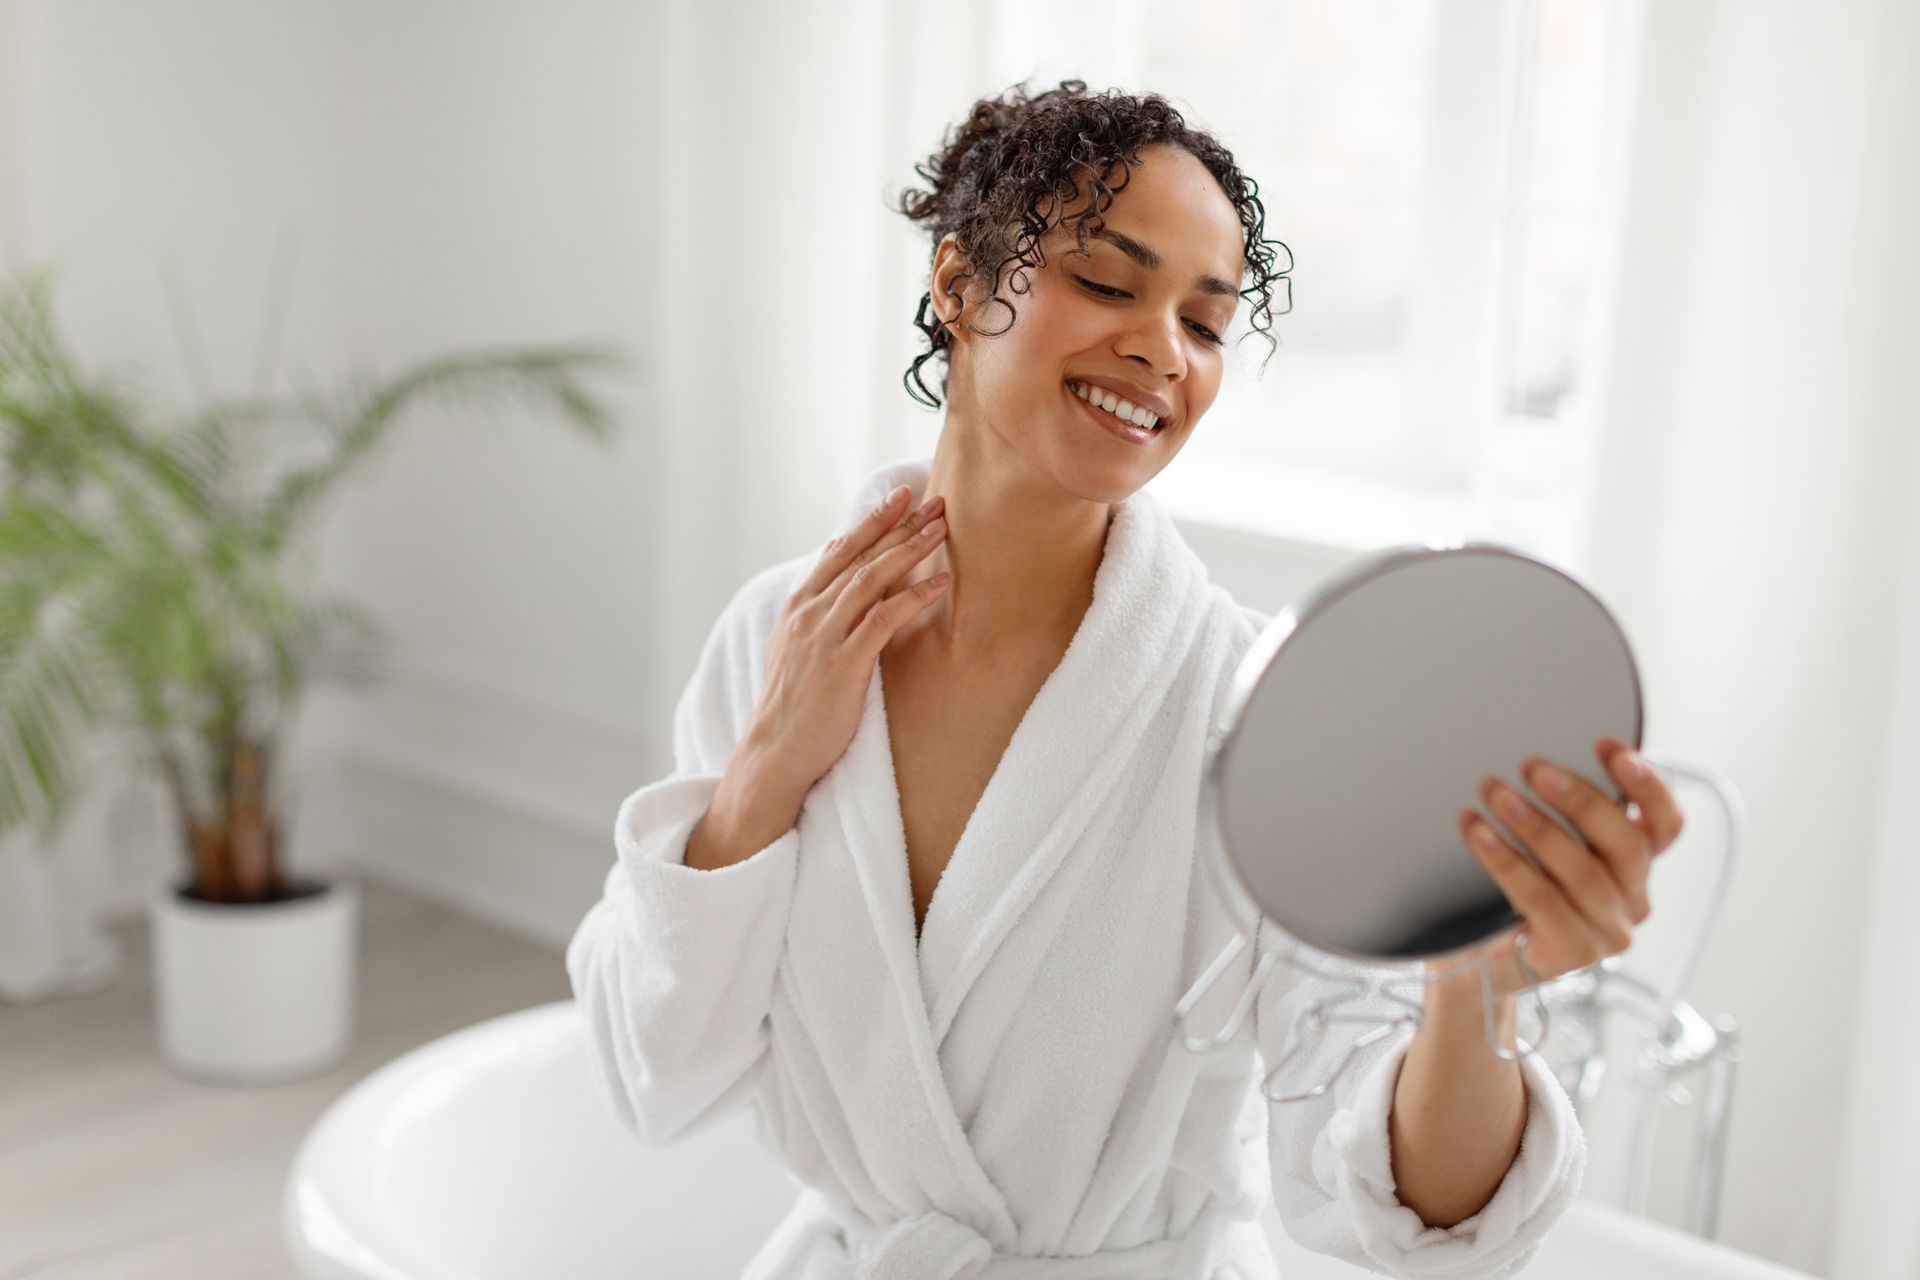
[1578,3,1920,1277]
[642,0,987,687]
[647,2,1920,1273]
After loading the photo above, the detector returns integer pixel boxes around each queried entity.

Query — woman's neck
[898,427,1110,663]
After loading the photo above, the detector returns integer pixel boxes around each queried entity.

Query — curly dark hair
[890,78,1293,412]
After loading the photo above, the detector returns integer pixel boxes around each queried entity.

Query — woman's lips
[1067,382,1157,445]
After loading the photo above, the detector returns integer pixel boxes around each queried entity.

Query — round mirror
[1203,541,1644,964]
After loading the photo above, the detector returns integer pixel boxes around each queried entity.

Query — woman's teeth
[1069,381,1160,430]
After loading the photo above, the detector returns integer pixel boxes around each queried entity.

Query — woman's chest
[880,644,1063,939]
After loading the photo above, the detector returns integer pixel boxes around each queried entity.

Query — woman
[568,80,1681,1279]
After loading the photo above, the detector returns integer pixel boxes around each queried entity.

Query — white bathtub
[282,1000,1815,1279]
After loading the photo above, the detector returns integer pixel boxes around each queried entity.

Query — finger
[797,484,911,599]
[1480,778,1636,953]
[852,566,953,654]
[1519,756,1653,923]
[1459,809,1608,966]
[1596,736,1687,854]
[827,512,948,637]
[826,496,943,601]
[798,486,941,601]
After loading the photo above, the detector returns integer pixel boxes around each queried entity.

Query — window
[984,0,1640,560]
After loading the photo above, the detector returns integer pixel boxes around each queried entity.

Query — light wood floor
[0,872,574,1279]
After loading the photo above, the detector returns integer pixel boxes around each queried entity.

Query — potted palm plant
[0,267,626,1082]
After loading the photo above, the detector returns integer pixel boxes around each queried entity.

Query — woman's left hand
[1447,735,1687,999]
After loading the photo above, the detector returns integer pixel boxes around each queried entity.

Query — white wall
[0,0,32,264]
[7,2,1919,1275]
[2,0,664,943]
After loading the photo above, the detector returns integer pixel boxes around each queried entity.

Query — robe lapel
[820,457,1212,1049]
[910,488,1210,1047]
[786,456,1212,1234]
[803,646,1018,1238]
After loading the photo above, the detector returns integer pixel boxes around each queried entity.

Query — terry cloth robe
[567,455,1587,1280]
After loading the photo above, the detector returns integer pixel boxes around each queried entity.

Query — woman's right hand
[740,484,951,797]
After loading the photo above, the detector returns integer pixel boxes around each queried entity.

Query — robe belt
[842,1204,1230,1280]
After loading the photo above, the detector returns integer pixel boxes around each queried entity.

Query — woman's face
[929,143,1247,503]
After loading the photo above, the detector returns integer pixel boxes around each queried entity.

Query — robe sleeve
[1256,920,1588,1278]
[565,567,802,1148]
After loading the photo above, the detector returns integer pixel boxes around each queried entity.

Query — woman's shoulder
[1189,580,1278,728]
[1195,579,1275,662]
[674,551,819,765]
[732,550,817,628]
[1148,495,1273,662]
[696,548,820,672]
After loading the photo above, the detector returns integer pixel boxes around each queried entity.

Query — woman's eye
[1073,275,1225,346]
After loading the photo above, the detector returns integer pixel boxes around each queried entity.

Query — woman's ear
[930,234,972,329]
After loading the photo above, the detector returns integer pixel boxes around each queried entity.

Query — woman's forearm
[1387,968,1529,1228]
[684,731,809,871]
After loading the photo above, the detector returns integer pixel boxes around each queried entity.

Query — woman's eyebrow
[1089,227,1240,298]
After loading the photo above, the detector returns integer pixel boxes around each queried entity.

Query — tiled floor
[0,873,573,1279]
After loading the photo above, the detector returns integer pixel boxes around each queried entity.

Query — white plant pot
[151,871,360,1084]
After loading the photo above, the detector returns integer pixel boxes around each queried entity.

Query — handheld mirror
[1187,540,1643,1094]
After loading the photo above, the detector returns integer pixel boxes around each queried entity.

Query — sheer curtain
[644,1,1920,1273]
[913,0,1637,567]
[1577,4,1920,1278]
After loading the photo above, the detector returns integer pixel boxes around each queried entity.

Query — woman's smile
[1066,380,1160,445]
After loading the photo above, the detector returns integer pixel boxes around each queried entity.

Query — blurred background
[1,0,1916,1277]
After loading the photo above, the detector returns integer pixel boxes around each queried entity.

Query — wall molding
[327,742,611,952]
[377,646,656,760]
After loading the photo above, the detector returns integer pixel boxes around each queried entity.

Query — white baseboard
[326,744,618,952]
[83,662,656,957]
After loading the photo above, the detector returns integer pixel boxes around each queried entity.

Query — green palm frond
[0,490,120,843]
[260,343,628,553]
[262,586,392,702]
[0,631,110,847]
[0,265,632,893]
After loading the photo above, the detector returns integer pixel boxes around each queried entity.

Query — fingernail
[1615,750,1647,782]
[1533,763,1571,797]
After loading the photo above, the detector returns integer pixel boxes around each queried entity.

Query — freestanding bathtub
[282,1000,1816,1279]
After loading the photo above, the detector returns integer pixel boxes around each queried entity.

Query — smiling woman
[567,77,1590,1280]
[893,79,1292,420]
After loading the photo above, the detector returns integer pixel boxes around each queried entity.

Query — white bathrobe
[567,456,1586,1279]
